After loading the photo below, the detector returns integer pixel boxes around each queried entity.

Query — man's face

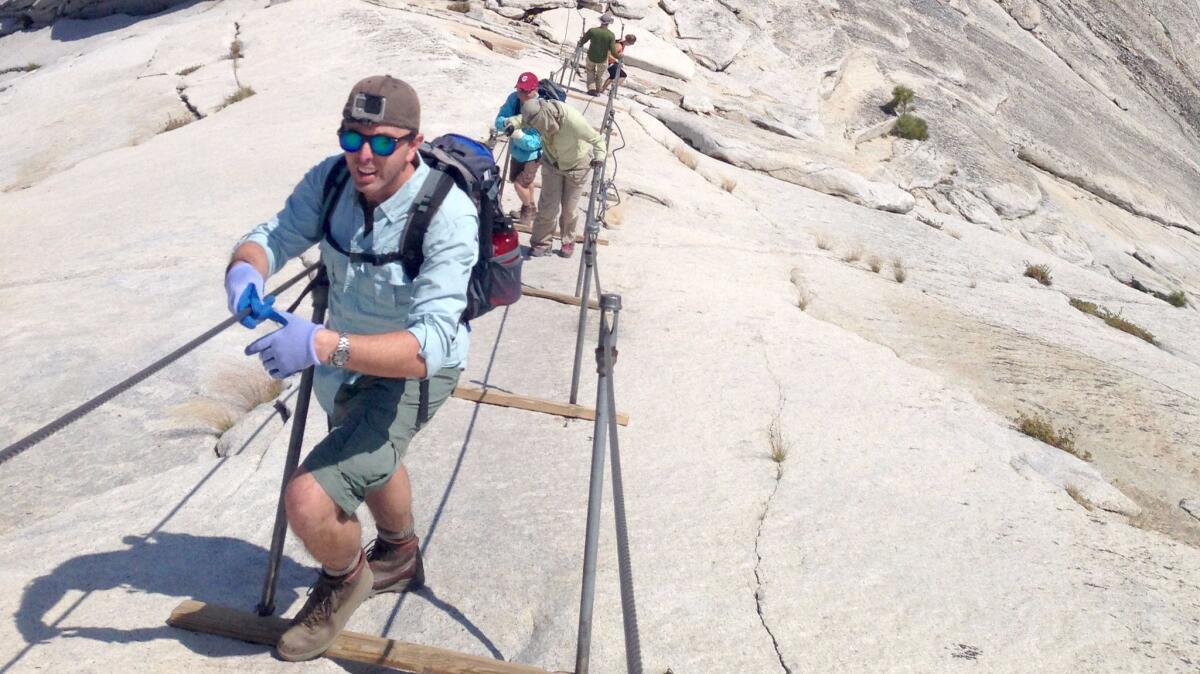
[341,121,422,204]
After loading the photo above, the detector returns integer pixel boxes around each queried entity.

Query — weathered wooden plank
[167,600,553,674]
[521,286,600,309]
[452,386,630,426]
[514,223,609,246]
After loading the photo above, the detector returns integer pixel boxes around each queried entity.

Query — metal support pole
[574,294,619,674]
[569,59,626,404]
[601,295,642,674]
[256,266,329,616]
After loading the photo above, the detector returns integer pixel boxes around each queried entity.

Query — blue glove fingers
[244,332,275,356]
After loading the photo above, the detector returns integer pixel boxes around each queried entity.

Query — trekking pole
[256,265,329,617]
[574,293,619,674]
[600,294,643,674]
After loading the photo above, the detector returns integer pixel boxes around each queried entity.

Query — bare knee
[285,470,339,535]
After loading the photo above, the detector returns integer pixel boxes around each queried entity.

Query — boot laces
[296,576,336,628]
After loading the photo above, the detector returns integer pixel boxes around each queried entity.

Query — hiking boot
[559,241,575,258]
[276,561,373,662]
[529,242,553,257]
[586,89,599,97]
[365,535,424,595]
[519,203,536,227]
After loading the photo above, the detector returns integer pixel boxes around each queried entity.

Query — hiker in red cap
[494,71,544,227]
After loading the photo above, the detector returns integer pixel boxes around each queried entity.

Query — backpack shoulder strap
[400,167,457,280]
[320,160,351,249]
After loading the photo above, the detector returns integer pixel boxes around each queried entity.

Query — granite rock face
[0,0,191,26]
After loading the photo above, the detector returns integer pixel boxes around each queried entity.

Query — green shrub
[893,113,929,141]
[1015,412,1090,461]
[1024,262,1052,286]
[887,84,915,114]
[1069,297,1156,345]
[447,0,472,11]
[1164,290,1188,307]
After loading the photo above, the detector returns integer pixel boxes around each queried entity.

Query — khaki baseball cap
[342,75,420,131]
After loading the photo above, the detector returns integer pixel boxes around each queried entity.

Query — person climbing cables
[494,71,543,227]
[577,13,619,97]
[503,97,606,258]
[599,33,636,95]
[223,76,477,662]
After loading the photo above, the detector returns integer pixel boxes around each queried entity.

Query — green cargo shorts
[302,368,460,517]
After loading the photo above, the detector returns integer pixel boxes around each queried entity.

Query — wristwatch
[330,332,351,368]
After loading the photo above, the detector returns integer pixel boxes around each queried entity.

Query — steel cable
[0,262,321,467]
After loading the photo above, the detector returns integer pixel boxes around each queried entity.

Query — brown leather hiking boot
[365,535,424,595]
[276,561,373,662]
[519,203,536,227]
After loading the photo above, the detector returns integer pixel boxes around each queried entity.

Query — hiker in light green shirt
[504,98,606,257]
[578,14,619,96]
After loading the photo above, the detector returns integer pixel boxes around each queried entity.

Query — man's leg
[363,368,461,595]
[558,164,591,245]
[285,469,363,571]
[586,60,602,94]
[531,161,563,255]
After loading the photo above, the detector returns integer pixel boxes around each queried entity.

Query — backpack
[537,78,567,102]
[317,134,523,325]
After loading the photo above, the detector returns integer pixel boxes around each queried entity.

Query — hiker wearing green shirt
[578,14,619,96]
[504,97,606,257]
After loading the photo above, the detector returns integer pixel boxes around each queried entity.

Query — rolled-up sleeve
[238,158,333,275]
[405,207,478,377]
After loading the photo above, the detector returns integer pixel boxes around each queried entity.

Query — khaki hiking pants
[584,59,606,93]
[533,159,592,247]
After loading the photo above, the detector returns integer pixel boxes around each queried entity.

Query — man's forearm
[230,241,270,279]
[313,329,428,380]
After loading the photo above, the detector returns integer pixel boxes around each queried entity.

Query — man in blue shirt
[223,75,478,661]
[494,71,543,226]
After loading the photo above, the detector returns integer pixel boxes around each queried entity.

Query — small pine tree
[893,113,929,141]
[886,84,915,115]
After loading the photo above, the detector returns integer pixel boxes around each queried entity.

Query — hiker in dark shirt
[600,34,636,95]
[577,14,619,96]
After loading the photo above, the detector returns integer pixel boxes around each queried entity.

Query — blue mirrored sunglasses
[337,129,413,156]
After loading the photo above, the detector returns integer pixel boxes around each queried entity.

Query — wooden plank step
[514,223,609,246]
[452,386,630,426]
[167,600,553,674]
[522,286,599,309]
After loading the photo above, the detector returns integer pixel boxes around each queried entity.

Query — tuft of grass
[1070,297,1157,345]
[893,113,929,141]
[815,233,832,250]
[868,255,883,273]
[720,175,737,192]
[673,145,699,170]
[790,270,812,311]
[0,63,41,75]
[949,230,962,240]
[767,414,790,470]
[222,85,256,107]
[177,64,201,76]
[228,39,244,60]
[161,116,193,133]
[1024,262,1052,286]
[842,246,862,263]
[173,400,239,434]
[892,257,907,283]
[1065,485,1093,511]
[1015,411,1090,461]
[1163,290,1188,307]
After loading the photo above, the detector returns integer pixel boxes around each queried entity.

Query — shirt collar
[373,158,431,223]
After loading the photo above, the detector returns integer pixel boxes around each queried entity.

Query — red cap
[515,71,539,92]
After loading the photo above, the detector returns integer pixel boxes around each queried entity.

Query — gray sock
[323,550,362,578]
[377,525,415,544]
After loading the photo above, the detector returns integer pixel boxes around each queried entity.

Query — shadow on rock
[14,532,309,653]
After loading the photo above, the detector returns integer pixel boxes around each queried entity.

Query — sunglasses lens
[369,135,400,156]
[338,130,365,153]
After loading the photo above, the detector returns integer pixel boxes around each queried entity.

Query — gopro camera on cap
[351,93,386,123]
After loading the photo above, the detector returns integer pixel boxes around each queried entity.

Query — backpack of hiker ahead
[537,78,567,102]
[317,134,522,323]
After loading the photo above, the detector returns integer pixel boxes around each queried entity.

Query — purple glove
[244,311,322,379]
[225,262,267,328]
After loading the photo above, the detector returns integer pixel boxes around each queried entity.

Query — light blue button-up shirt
[240,154,478,414]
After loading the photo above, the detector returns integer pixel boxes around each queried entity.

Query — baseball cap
[515,71,539,92]
[600,13,614,24]
[342,75,420,131]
